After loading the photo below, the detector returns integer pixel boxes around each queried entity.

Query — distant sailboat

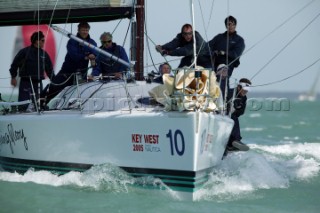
[298,70,320,102]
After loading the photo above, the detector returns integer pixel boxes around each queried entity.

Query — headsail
[0,0,134,26]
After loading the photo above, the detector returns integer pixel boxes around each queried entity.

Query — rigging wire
[198,0,230,109]
[43,1,72,99]
[144,23,159,73]
[250,57,320,88]
[205,0,215,31]
[196,0,318,88]
[197,0,215,68]
[143,0,159,74]
[143,58,181,69]
[143,2,169,72]
[250,10,320,81]
[242,0,316,61]
[143,0,210,72]
[224,0,317,75]
[143,31,169,64]
[187,0,209,69]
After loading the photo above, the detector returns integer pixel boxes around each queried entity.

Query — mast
[135,0,145,80]
[190,0,197,68]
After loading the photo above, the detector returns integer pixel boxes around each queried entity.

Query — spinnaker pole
[51,25,133,69]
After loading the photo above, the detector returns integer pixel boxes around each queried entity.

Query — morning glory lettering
[0,123,28,154]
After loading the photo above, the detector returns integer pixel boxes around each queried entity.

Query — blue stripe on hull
[0,157,212,192]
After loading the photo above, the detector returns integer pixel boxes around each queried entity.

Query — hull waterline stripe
[0,157,213,190]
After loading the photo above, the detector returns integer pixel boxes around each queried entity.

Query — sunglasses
[101,40,112,44]
[182,32,192,36]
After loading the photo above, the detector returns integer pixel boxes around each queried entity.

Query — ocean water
[0,94,319,213]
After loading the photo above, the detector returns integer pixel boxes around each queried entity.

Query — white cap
[217,64,227,71]
[239,82,251,91]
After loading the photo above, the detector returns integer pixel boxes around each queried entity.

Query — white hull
[0,94,233,200]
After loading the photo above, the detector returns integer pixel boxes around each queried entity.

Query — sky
[1,0,320,94]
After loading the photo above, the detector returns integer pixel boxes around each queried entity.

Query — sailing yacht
[298,70,319,102]
[0,0,233,200]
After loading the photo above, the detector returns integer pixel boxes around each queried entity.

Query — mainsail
[0,0,134,26]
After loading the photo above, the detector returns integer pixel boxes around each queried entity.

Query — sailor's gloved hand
[214,50,225,56]
[216,68,228,79]
[161,50,170,56]
[155,45,162,53]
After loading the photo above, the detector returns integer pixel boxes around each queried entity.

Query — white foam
[283,136,300,140]
[242,127,264,132]
[0,164,135,193]
[277,125,293,129]
[251,143,320,160]
[248,113,261,118]
[196,142,320,200]
[0,169,83,186]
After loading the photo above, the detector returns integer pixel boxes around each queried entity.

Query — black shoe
[226,146,240,152]
[232,140,249,151]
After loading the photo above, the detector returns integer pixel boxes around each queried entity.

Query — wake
[195,142,320,201]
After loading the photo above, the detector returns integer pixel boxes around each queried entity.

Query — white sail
[298,70,320,102]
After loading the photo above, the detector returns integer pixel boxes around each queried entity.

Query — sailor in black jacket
[156,23,211,68]
[226,78,252,151]
[9,31,54,111]
[209,16,245,96]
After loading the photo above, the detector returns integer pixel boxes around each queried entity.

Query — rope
[144,29,168,64]
[143,58,181,69]
[49,73,75,86]
[144,27,163,72]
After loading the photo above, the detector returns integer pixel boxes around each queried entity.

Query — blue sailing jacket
[91,43,130,76]
[59,33,97,76]
[208,31,245,68]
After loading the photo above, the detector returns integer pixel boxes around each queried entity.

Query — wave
[0,143,319,201]
[195,142,320,201]
[0,163,170,196]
